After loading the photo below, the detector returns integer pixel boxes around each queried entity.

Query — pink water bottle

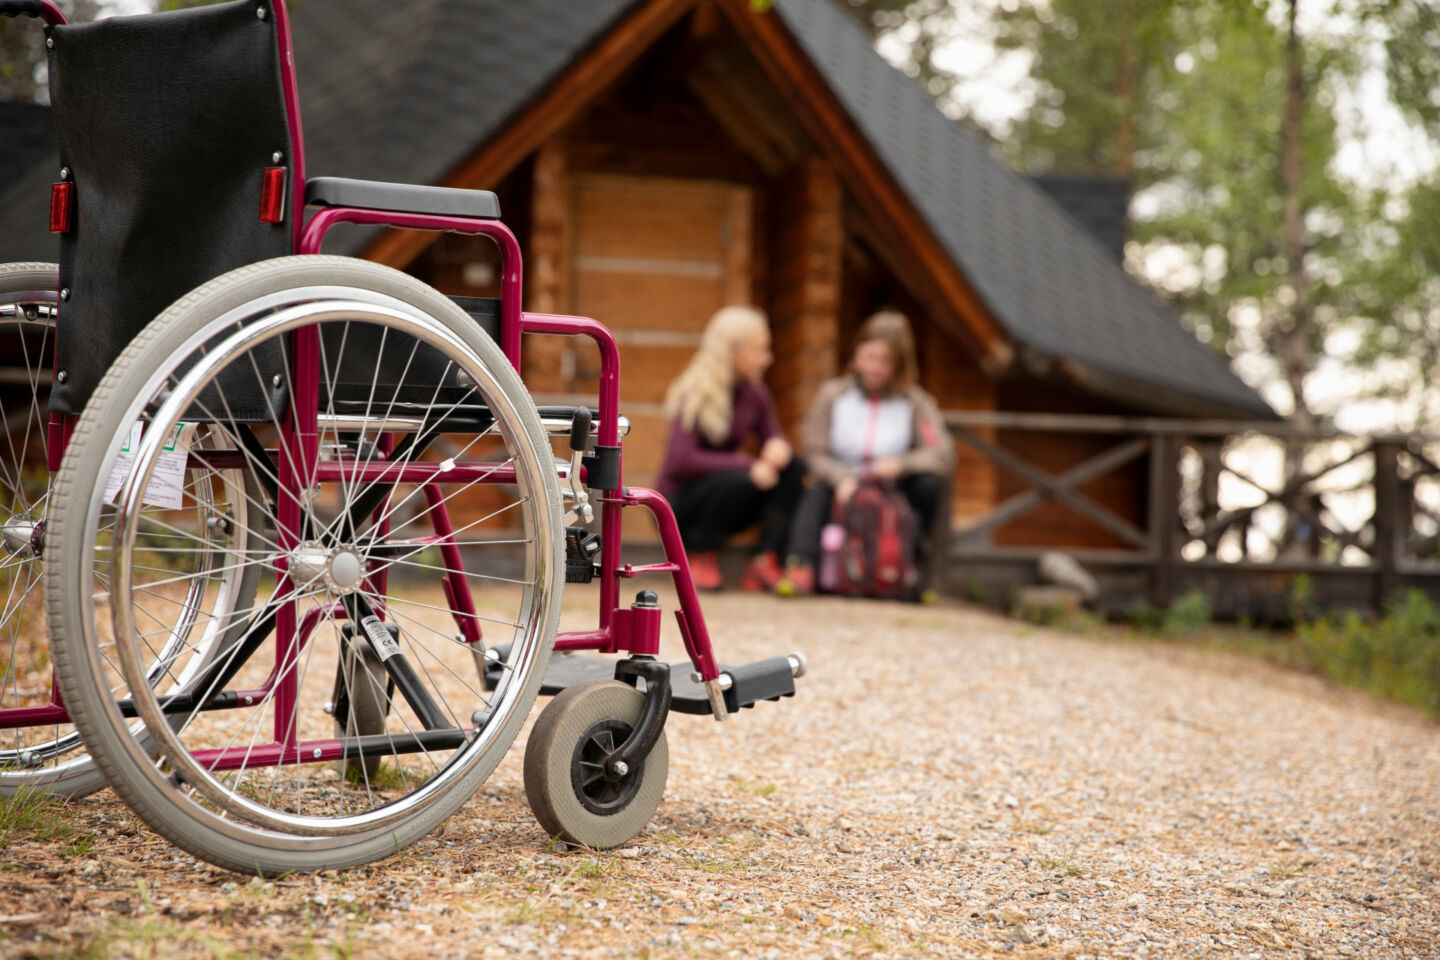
[818,522,846,592]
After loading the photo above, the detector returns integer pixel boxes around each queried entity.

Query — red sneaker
[688,551,722,591]
[775,562,815,597]
[739,551,783,592]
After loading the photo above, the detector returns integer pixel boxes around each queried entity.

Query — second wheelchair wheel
[1,263,263,800]
[47,256,564,874]
[0,262,94,797]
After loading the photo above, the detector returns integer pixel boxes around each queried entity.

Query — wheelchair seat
[305,177,500,220]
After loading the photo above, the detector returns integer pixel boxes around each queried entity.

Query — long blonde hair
[665,306,769,444]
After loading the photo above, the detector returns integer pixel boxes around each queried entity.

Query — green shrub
[1290,573,1314,625]
[1162,590,1213,636]
[1126,606,1166,633]
[1298,590,1440,716]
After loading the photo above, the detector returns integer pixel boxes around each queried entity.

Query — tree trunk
[1115,3,1136,176]
[1281,0,1311,434]
[1280,0,1313,491]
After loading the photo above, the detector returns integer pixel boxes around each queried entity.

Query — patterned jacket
[802,375,955,488]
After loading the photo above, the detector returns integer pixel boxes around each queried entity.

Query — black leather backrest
[47,0,293,417]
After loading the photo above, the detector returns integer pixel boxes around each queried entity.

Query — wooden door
[568,173,753,489]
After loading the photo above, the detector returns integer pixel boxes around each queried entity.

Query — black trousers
[786,473,944,566]
[669,459,806,554]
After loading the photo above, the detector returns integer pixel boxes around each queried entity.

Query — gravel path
[3,595,1437,958]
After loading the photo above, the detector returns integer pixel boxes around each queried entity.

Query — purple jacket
[655,380,786,500]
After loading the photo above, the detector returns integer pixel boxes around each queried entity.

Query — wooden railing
[942,411,1440,618]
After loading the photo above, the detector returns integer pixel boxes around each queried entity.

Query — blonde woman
[656,306,803,591]
[778,310,954,595]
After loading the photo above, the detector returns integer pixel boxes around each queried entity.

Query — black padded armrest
[305,176,500,219]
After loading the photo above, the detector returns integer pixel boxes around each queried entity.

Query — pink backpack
[820,483,920,600]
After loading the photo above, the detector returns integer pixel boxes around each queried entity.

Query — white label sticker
[102,422,144,505]
[104,422,197,510]
[360,615,401,661]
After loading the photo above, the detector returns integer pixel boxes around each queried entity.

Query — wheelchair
[2,0,806,874]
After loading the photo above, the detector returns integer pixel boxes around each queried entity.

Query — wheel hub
[2,517,40,559]
[571,718,644,815]
[289,541,366,594]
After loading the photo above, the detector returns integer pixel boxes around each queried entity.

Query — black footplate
[482,646,803,716]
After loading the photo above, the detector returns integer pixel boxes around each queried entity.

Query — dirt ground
[1,594,1437,959]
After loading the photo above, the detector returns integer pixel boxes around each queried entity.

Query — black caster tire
[524,678,668,849]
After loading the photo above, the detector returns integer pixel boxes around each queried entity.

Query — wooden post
[1199,438,1222,556]
[1373,439,1402,611]
[765,155,842,438]
[1148,433,1178,608]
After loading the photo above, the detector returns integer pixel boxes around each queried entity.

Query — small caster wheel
[524,678,668,849]
[332,640,392,782]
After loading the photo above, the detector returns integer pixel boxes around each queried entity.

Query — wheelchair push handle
[0,1,67,25]
[568,407,593,453]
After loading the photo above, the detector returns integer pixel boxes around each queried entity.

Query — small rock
[1125,893,1147,909]
[999,904,1029,924]
[936,830,958,841]
[1003,795,1020,809]
[496,937,521,951]
[615,848,642,860]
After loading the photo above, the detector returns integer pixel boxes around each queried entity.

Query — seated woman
[780,310,954,595]
[656,305,804,591]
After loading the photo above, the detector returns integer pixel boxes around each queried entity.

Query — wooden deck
[941,411,1440,621]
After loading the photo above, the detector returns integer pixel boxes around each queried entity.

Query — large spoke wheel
[47,256,563,874]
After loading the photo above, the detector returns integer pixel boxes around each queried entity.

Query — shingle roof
[292,0,637,196]
[1030,175,1129,261]
[0,0,1272,419]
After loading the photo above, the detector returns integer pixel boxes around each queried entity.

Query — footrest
[483,647,803,716]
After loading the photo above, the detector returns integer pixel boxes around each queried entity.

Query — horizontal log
[943,410,1437,442]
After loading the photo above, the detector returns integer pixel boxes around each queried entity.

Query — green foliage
[1358,0,1440,140]
[0,781,53,855]
[851,0,1440,428]
[993,0,1180,182]
[1290,572,1314,624]
[1298,589,1440,716]
[1162,589,1212,635]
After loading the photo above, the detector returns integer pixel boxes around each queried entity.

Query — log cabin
[0,0,1276,567]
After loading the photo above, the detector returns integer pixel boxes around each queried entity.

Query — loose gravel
[2,595,1437,958]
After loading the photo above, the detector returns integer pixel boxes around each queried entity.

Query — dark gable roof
[0,0,1271,419]
[293,0,637,199]
[1029,175,1129,261]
